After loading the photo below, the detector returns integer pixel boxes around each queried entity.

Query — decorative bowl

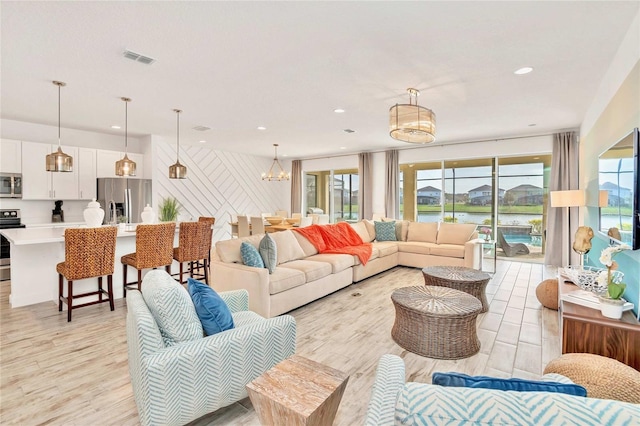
[563,265,624,295]
[285,218,299,225]
[265,216,283,225]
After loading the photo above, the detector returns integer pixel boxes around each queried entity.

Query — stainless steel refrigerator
[97,178,152,224]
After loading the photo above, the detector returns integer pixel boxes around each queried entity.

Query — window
[333,170,358,221]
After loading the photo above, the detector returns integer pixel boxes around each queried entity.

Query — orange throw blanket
[293,222,372,265]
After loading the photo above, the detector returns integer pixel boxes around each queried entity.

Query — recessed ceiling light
[514,67,533,75]
[340,147,347,150]
[111,125,121,129]
[334,108,345,113]
[283,154,289,157]
[199,140,206,144]
[257,126,266,130]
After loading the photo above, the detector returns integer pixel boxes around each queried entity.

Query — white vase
[599,296,625,319]
[83,199,104,228]
[140,204,155,224]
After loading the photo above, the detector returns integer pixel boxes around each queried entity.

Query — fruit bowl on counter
[562,265,624,295]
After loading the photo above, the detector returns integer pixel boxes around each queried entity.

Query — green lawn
[601,207,633,215]
[417,204,543,214]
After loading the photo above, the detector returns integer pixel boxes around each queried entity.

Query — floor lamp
[550,189,585,266]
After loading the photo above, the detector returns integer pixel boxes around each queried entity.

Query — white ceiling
[1,1,638,159]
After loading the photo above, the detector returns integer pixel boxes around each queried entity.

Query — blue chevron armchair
[365,355,640,426]
[126,281,296,426]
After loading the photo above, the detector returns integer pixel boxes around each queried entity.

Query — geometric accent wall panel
[153,141,291,242]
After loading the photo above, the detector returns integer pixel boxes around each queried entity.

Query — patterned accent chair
[126,271,297,426]
[365,355,640,425]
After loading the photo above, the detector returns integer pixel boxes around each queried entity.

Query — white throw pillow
[141,270,203,347]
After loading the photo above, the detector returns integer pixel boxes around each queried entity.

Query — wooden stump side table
[246,355,349,426]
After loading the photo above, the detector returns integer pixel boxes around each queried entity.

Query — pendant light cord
[125,100,128,155]
[176,110,180,162]
[57,83,61,146]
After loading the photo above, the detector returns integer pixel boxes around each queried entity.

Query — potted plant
[158,196,181,222]
[597,244,630,319]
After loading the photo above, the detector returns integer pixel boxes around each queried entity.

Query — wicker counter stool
[422,266,491,312]
[121,222,175,297]
[57,227,117,322]
[191,216,215,280]
[543,353,640,404]
[173,221,210,284]
[391,286,482,359]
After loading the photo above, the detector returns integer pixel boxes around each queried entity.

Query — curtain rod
[296,128,579,162]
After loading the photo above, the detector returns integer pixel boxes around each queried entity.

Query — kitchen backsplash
[0,199,87,224]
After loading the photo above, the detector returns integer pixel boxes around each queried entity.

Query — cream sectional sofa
[212,221,481,318]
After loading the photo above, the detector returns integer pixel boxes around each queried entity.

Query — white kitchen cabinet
[78,148,97,199]
[21,141,79,200]
[96,149,145,178]
[1,139,22,173]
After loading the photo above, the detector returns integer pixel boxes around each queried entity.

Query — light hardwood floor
[0,261,560,425]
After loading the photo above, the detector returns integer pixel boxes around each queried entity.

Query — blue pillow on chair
[241,241,265,268]
[187,278,234,336]
[432,372,587,396]
[374,220,397,241]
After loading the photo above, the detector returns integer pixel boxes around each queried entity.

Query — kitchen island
[0,225,179,308]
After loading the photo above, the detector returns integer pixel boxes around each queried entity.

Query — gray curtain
[290,160,302,215]
[545,131,579,266]
[358,152,373,220]
[385,150,400,219]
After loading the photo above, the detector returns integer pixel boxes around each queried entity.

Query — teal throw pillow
[241,242,265,268]
[374,220,397,241]
[259,233,277,274]
[187,278,234,336]
[432,372,587,396]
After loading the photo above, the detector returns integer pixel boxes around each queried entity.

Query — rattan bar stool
[192,216,215,280]
[57,227,118,322]
[172,221,210,284]
[121,222,175,297]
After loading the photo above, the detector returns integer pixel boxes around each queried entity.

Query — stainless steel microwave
[0,173,22,198]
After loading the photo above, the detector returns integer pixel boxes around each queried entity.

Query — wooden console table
[558,275,640,371]
[246,355,349,425]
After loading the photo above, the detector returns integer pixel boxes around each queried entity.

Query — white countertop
[0,225,139,245]
[24,222,86,228]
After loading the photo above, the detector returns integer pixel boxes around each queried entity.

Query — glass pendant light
[389,88,436,144]
[115,97,137,176]
[46,81,73,172]
[169,109,187,179]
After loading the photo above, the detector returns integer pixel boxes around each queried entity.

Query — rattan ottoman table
[391,286,482,359]
[422,265,491,312]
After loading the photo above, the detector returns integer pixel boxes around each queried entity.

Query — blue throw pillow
[241,241,265,268]
[187,278,234,336]
[374,220,397,241]
[259,233,277,274]
[432,372,587,396]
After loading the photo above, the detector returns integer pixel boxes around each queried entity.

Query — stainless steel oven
[0,173,22,198]
[0,209,25,281]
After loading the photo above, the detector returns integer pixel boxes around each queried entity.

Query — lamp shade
[389,88,436,144]
[550,189,585,207]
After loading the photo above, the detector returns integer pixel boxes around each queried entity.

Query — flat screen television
[598,127,640,250]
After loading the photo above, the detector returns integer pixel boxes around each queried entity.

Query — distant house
[505,184,543,205]
[468,185,504,205]
[417,185,441,205]
[600,181,632,206]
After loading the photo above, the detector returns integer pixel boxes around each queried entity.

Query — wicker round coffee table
[391,286,482,359]
[422,266,491,312]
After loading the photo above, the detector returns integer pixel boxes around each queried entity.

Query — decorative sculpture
[573,226,594,265]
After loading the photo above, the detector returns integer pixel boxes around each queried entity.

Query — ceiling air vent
[123,49,156,65]
[193,125,211,131]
